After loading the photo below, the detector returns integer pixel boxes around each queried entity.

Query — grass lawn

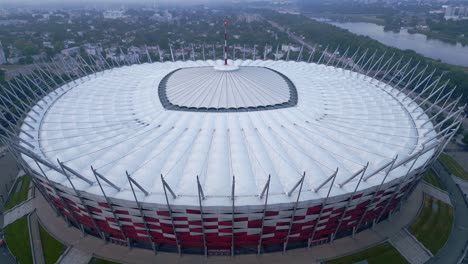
[39,223,66,264]
[438,153,468,181]
[423,169,446,191]
[409,195,453,255]
[4,216,33,264]
[5,176,31,211]
[89,258,121,264]
[327,242,408,264]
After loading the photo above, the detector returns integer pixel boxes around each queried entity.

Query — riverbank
[407,28,468,47]
[309,19,468,68]
[303,13,386,26]
[304,13,468,47]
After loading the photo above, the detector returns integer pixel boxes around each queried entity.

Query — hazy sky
[0,0,261,7]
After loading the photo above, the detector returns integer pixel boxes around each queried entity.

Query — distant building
[444,5,468,20]
[444,5,455,17]
[43,42,54,49]
[237,13,261,23]
[83,43,102,56]
[103,10,126,20]
[281,44,300,52]
[61,47,80,56]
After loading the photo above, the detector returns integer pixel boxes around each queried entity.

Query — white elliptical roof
[20,59,436,207]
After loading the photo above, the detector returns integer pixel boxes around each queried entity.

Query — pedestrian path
[452,176,468,199]
[390,229,432,264]
[16,170,25,178]
[421,182,452,205]
[427,162,468,264]
[29,211,45,264]
[3,199,33,227]
[57,247,92,264]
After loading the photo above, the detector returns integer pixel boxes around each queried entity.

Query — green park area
[423,169,446,191]
[89,258,121,264]
[39,223,66,264]
[438,153,468,181]
[4,176,31,211]
[409,195,453,255]
[327,242,408,264]
[4,216,33,264]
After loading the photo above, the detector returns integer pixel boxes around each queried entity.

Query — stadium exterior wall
[25,154,430,255]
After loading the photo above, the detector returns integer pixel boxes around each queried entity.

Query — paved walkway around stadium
[33,182,424,264]
[57,246,92,264]
[428,161,468,264]
[29,210,46,264]
[2,198,34,227]
[452,176,468,199]
[0,150,22,264]
[421,181,452,205]
[389,229,432,264]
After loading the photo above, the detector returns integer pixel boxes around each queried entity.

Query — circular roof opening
[159,66,298,112]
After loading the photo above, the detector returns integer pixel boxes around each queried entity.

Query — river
[314,19,468,67]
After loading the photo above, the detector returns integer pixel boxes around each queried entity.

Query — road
[429,161,468,264]
[0,149,21,264]
[267,20,316,52]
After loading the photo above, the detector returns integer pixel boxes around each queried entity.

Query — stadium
[0,43,462,256]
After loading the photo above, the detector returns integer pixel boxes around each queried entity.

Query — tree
[463,133,468,146]
[0,69,5,84]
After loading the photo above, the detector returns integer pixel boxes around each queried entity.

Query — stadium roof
[20,59,437,207]
[161,66,296,111]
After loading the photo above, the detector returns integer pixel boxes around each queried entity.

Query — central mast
[224,20,228,65]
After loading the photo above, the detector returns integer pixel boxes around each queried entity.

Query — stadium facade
[0,44,464,256]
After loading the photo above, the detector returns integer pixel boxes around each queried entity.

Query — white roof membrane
[164,66,291,109]
[19,59,437,207]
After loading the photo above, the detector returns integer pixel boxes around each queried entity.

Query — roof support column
[331,164,368,243]
[308,169,338,248]
[33,159,81,228]
[353,156,397,237]
[257,175,271,255]
[297,44,303,62]
[213,44,216,60]
[351,48,368,72]
[1,82,39,115]
[335,47,349,68]
[283,172,305,254]
[145,45,153,64]
[169,45,174,62]
[196,176,207,257]
[91,167,128,246]
[243,44,246,60]
[317,46,328,65]
[0,118,35,149]
[375,151,423,224]
[231,176,235,256]
[160,175,181,255]
[57,160,105,240]
[158,46,163,62]
[181,45,185,61]
[276,45,280,61]
[326,46,340,66]
[343,47,360,70]
[126,171,157,254]
[379,56,402,82]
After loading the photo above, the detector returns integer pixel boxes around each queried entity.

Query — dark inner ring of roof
[158,66,298,112]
